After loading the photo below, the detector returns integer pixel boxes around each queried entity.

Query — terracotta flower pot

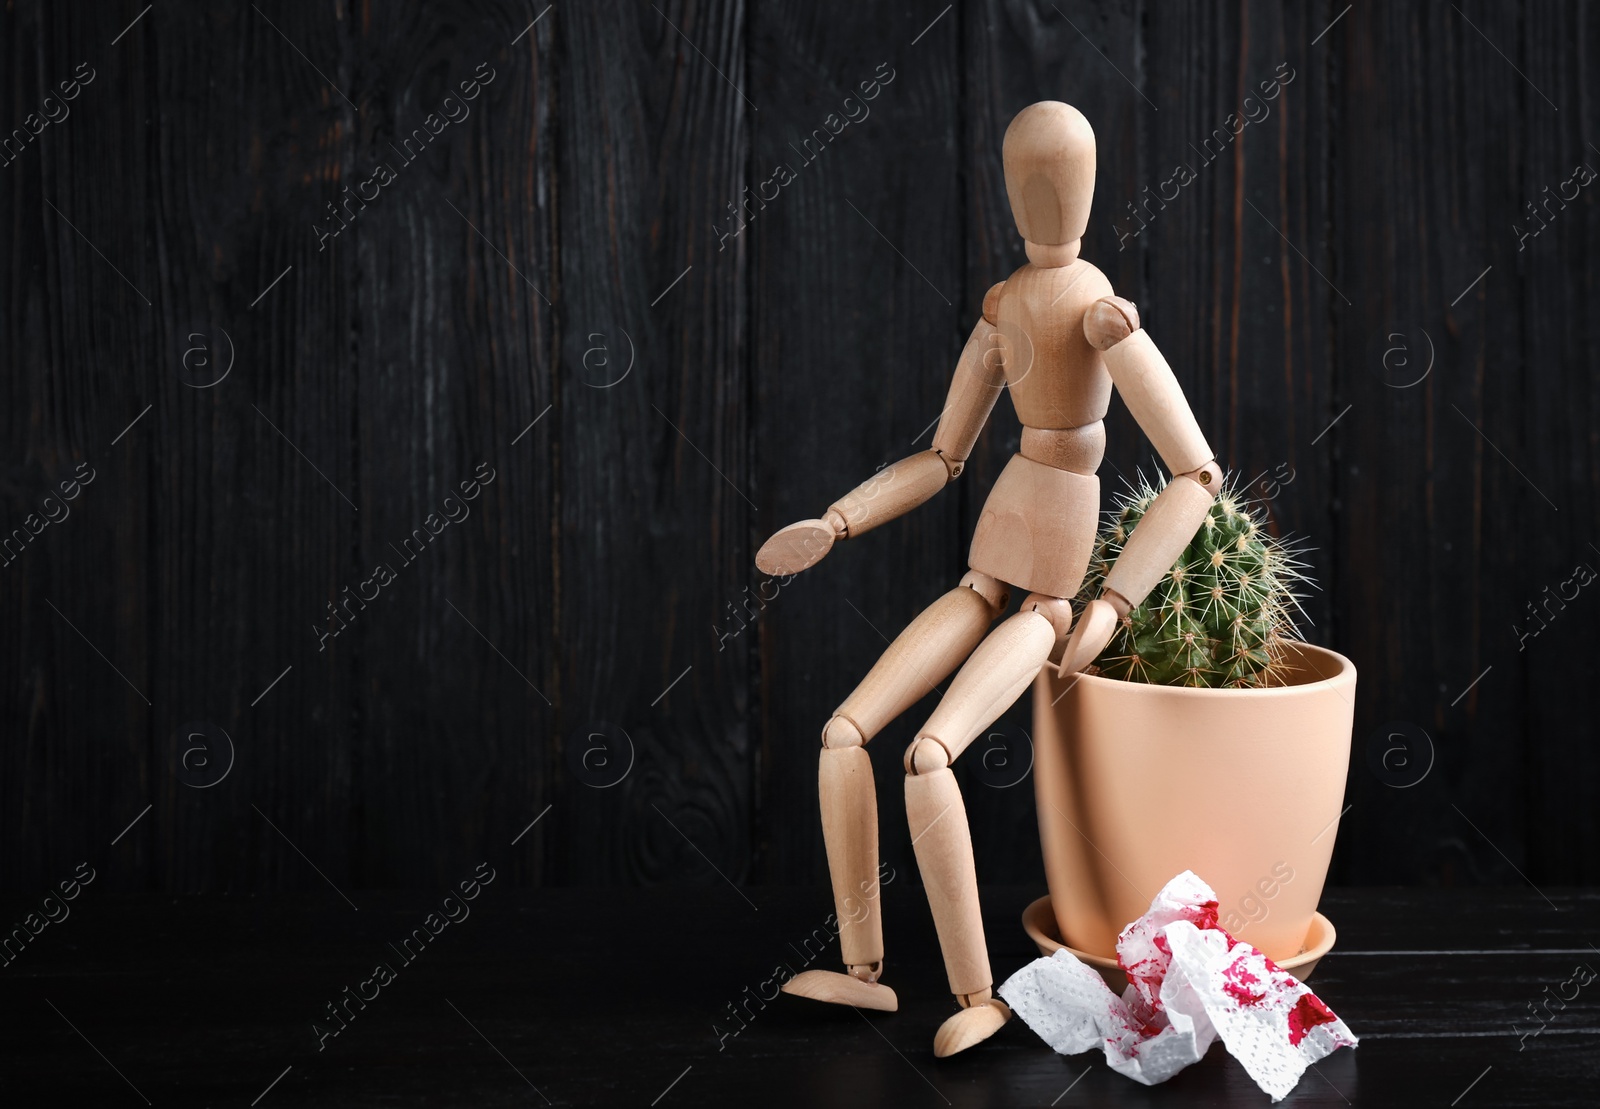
[1031,642,1356,963]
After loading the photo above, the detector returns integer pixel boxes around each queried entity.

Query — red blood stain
[1118,1012,1164,1039]
[1221,954,1266,1006]
[1195,899,1220,930]
[1287,992,1338,1046]
[1119,953,1160,981]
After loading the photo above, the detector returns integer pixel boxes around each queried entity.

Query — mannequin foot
[781,964,898,1012]
[933,996,1011,1057]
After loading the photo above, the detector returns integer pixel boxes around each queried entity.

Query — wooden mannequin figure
[756,101,1223,1057]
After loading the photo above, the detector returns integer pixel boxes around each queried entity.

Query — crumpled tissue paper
[999,871,1356,1101]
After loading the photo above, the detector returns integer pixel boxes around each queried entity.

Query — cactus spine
[1075,473,1313,688]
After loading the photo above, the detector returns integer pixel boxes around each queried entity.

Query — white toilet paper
[999,871,1357,1101]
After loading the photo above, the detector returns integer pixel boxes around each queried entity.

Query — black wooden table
[3,884,1596,1106]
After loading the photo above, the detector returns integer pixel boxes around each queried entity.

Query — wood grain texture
[556,0,753,886]
[750,2,967,892]
[349,2,556,887]
[1333,0,1548,891]
[1,0,1597,899]
[3,885,1597,1105]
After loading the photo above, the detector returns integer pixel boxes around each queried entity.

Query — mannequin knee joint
[822,714,866,749]
[903,736,950,775]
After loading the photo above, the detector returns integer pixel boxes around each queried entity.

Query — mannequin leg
[782,572,1008,1012]
[904,595,1070,1055]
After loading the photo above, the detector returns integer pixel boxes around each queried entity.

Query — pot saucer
[1021,895,1336,993]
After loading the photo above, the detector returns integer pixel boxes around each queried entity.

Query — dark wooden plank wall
[1,0,1595,896]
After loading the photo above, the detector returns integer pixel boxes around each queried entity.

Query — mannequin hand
[756,514,845,576]
[1056,597,1120,676]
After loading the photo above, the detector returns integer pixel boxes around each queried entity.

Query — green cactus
[1074,472,1313,688]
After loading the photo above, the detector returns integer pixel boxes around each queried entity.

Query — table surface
[3,883,1597,1106]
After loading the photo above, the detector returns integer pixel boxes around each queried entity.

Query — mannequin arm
[756,316,1005,575]
[1059,297,1221,673]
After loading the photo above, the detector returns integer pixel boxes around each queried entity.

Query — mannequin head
[1002,102,1096,265]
